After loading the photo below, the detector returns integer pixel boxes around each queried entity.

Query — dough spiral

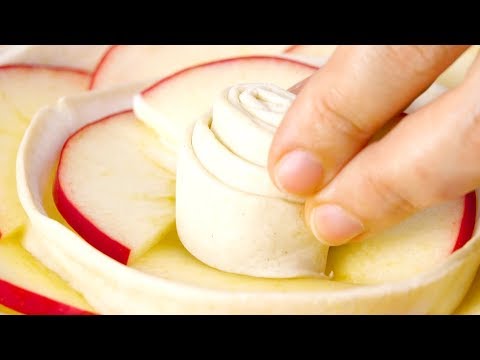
[176,83,330,278]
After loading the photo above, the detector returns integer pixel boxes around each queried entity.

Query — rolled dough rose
[176,83,330,278]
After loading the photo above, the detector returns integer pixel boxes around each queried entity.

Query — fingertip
[273,149,324,196]
[288,76,311,95]
[309,204,365,246]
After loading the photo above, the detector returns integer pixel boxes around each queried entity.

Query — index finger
[269,45,469,196]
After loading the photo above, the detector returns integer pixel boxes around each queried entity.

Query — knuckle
[312,86,371,143]
[454,86,480,151]
[463,109,480,156]
[365,171,419,215]
[408,161,445,206]
[383,45,451,78]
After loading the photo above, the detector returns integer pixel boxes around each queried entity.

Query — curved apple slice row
[90,45,293,90]
[54,110,176,264]
[133,56,317,160]
[17,84,480,314]
[0,65,89,238]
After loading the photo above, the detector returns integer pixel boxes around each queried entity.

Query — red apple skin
[91,47,299,90]
[453,191,477,252]
[141,55,318,96]
[53,110,134,265]
[88,46,116,89]
[67,55,478,266]
[284,45,300,53]
[0,63,93,315]
[0,64,89,76]
[0,279,94,315]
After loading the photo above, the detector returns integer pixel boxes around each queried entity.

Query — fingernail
[310,204,364,246]
[275,150,324,196]
[288,78,309,95]
[288,77,310,94]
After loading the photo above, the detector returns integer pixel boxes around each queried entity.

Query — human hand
[268,45,480,246]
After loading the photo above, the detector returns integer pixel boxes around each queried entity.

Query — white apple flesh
[0,63,92,315]
[90,45,293,90]
[0,65,89,238]
[54,110,176,264]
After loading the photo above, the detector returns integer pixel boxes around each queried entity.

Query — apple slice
[133,56,317,157]
[17,85,480,314]
[53,110,176,264]
[0,65,89,238]
[0,230,94,315]
[90,45,293,90]
[0,46,110,73]
[326,192,476,284]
